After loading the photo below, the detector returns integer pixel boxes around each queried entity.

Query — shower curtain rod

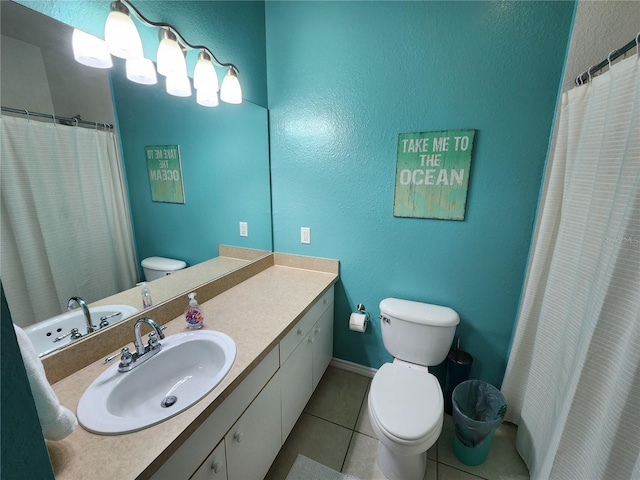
[575,35,639,85]
[1,106,113,130]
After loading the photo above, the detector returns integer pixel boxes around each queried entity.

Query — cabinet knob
[308,337,314,344]
[233,430,244,443]
[315,327,321,334]
[297,327,303,336]
[211,460,222,473]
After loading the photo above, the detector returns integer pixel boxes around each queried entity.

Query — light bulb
[157,29,187,77]
[196,86,219,107]
[104,2,143,60]
[72,29,113,69]
[126,58,157,85]
[194,51,219,91]
[220,67,242,104]
[166,72,192,97]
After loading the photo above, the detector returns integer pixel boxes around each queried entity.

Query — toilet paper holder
[349,304,370,331]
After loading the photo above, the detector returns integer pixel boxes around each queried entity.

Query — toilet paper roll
[349,312,367,332]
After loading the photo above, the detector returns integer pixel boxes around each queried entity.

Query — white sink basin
[24,304,138,357]
[77,330,236,435]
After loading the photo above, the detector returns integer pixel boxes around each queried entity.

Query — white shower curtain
[1,115,137,327]
[501,54,639,480]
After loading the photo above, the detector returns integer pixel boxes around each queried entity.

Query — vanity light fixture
[72,29,113,69]
[194,50,219,92]
[196,85,220,107]
[71,0,242,105]
[220,67,242,105]
[166,71,192,97]
[126,57,157,85]
[104,1,144,60]
[156,29,187,78]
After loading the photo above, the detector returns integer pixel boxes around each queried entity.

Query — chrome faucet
[134,317,165,355]
[67,297,94,334]
[104,317,165,372]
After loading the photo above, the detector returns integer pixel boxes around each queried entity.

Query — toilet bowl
[368,361,443,480]
[369,298,459,480]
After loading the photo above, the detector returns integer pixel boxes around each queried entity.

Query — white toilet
[369,298,460,480]
[141,256,187,281]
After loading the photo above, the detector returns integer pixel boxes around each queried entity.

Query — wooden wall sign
[394,129,475,220]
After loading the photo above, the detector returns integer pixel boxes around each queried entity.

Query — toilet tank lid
[141,256,187,271]
[379,298,459,326]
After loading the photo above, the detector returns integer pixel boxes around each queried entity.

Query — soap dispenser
[139,282,153,309]
[185,292,204,329]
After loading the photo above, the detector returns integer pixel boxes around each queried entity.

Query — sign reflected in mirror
[0,1,272,353]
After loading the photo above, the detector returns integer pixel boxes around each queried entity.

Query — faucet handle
[148,332,160,349]
[104,347,132,366]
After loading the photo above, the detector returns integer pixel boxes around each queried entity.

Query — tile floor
[265,366,530,480]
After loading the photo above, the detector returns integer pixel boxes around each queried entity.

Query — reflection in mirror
[0,1,272,357]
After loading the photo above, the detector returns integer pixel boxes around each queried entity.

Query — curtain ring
[95,121,99,131]
[607,50,617,68]
[23,109,30,122]
[587,65,595,83]
[51,114,56,126]
[74,117,79,128]
[636,32,639,58]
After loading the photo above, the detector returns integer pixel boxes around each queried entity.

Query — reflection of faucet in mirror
[67,297,94,334]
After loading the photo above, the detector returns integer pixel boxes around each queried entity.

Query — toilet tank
[141,256,187,281]
[379,298,459,366]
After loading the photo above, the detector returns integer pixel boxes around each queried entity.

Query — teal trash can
[452,380,507,466]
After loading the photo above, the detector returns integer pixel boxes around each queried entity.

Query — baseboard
[329,357,377,378]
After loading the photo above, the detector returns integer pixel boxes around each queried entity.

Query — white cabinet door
[280,333,313,442]
[190,439,227,480]
[226,372,282,480]
[312,305,334,391]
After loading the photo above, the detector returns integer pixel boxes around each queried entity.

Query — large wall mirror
[1,1,272,356]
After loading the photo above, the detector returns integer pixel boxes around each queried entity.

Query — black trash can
[444,347,473,415]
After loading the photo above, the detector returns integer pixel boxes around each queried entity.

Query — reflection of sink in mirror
[77,330,236,435]
[24,305,138,357]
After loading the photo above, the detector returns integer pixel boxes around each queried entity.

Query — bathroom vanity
[45,253,338,480]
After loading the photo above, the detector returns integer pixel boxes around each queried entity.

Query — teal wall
[265,1,575,387]
[111,64,272,272]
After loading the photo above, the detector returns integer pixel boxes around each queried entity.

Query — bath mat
[285,454,361,480]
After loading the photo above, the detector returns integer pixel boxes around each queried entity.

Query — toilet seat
[369,363,443,445]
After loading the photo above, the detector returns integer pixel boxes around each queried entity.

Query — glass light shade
[126,58,157,85]
[166,72,192,97]
[157,37,187,77]
[196,86,219,107]
[72,29,113,68]
[194,52,219,91]
[104,10,143,60]
[220,68,242,104]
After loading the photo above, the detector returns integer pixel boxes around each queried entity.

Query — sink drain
[161,395,178,408]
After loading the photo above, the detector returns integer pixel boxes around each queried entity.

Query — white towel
[13,324,77,441]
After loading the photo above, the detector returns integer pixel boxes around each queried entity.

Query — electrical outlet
[239,222,248,237]
[301,227,311,244]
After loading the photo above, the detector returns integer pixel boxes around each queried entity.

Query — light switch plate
[239,222,248,237]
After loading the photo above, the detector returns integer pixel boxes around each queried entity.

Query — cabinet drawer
[280,286,334,364]
[190,439,226,480]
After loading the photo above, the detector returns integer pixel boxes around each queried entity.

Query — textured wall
[111,65,272,270]
[266,1,575,387]
[561,0,640,92]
